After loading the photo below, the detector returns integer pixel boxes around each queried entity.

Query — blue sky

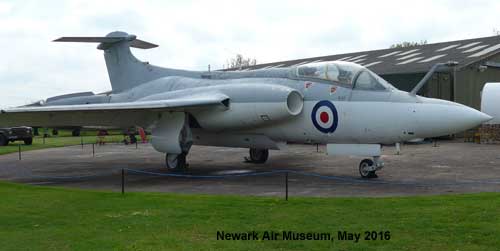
[1,0,499,108]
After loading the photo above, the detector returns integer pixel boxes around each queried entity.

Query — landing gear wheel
[359,159,377,179]
[248,148,269,163]
[0,135,8,146]
[72,129,81,137]
[24,138,33,145]
[166,153,187,171]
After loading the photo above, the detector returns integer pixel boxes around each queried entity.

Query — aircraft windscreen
[364,69,397,90]
[296,61,362,86]
[296,61,396,91]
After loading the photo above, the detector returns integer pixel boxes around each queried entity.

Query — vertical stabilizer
[54,31,176,93]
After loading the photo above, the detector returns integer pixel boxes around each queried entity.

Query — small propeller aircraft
[0,31,492,178]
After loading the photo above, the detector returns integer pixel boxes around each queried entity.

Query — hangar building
[233,36,500,110]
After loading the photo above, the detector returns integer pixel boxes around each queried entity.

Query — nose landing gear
[359,156,384,179]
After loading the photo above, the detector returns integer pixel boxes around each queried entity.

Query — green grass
[0,182,498,250]
[0,129,144,155]
[0,135,126,155]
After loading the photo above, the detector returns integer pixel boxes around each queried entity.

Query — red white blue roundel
[311,100,338,134]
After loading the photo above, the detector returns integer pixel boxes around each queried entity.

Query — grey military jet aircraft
[0,31,492,178]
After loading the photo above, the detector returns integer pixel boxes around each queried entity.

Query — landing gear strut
[359,156,384,179]
[152,112,193,172]
[246,148,269,163]
[166,152,187,171]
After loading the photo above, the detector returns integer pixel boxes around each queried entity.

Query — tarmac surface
[1,140,500,197]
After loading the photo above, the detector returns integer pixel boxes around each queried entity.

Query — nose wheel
[359,157,383,179]
[166,153,187,171]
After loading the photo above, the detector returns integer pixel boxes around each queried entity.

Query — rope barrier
[29,173,106,180]
[15,166,500,186]
[123,168,284,179]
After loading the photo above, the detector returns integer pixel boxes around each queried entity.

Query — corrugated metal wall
[380,54,500,110]
[380,73,424,92]
[380,72,451,99]
[455,54,500,109]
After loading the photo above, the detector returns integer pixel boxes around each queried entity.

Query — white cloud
[1,0,499,108]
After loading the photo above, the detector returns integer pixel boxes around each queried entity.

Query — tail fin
[54,31,169,93]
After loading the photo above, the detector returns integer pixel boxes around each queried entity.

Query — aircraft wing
[0,93,229,127]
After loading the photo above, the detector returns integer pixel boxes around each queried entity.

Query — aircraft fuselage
[46,71,488,149]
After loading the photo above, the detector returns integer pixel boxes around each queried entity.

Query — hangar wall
[454,54,500,110]
[381,73,424,92]
[381,54,500,110]
[381,72,452,100]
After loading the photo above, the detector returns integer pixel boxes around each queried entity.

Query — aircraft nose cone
[455,104,492,128]
[414,100,493,138]
[445,104,492,131]
[472,110,493,124]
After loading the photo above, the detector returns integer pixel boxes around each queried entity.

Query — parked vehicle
[0,126,33,146]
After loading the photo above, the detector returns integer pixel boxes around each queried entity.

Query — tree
[494,28,500,36]
[389,40,428,49]
[225,54,257,69]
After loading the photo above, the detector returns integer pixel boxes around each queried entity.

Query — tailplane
[54,32,158,49]
[54,31,170,93]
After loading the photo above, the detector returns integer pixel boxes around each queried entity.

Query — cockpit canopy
[296,61,395,91]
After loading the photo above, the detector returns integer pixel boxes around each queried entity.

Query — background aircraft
[0,31,492,178]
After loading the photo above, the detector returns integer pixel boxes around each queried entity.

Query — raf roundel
[311,100,339,134]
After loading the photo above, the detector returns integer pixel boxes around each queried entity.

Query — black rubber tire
[24,138,33,145]
[359,159,377,178]
[166,153,187,171]
[72,129,81,137]
[249,148,269,164]
[0,134,8,146]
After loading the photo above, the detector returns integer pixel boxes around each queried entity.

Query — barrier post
[18,144,21,160]
[43,128,48,145]
[285,172,288,201]
[121,168,125,195]
[316,144,319,152]
[92,143,95,157]
[81,135,84,149]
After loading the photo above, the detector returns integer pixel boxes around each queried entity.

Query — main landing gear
[166,152,188,171]
[358,156,384,179]
[151,112,193,172]
[245,148,269,163]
